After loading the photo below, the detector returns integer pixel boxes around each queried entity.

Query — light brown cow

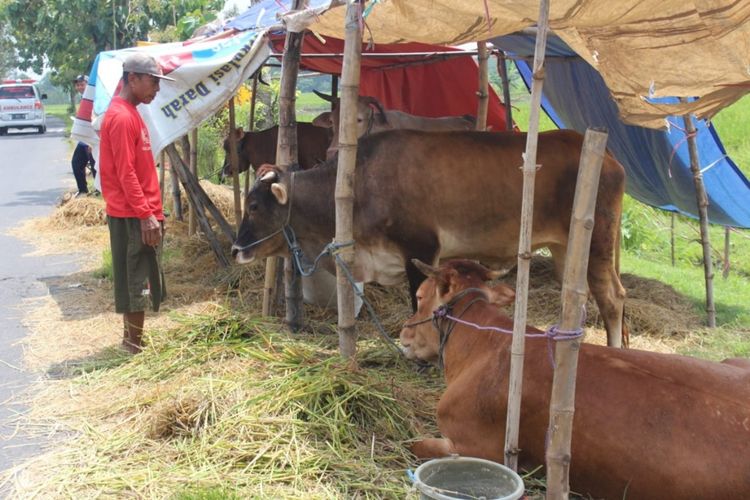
[311,91,475,158]
[401,259,750,500]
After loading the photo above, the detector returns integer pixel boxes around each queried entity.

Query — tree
[0,0,225,90]
[0,19,17,77]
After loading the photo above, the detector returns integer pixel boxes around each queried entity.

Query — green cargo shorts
[107,216,166,314]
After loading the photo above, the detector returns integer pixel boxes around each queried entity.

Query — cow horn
[487,268,511,280]
[411,259,439,278]
[313,89,336,103]
[259,169,278,182]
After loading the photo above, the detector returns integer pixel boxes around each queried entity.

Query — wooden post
[159,150,166,205]
[246,73,259,198]
[171,147,183,221]
[497,52,514,131]
[189,128,198,235]
[723,227,731,279]
[476,41,489,131]
[504,0,550,472]
[331,74,338,100]
[276,0,306,331]
[228,97,243,232]
[333,0,363,359]
[545,128,609,500]
[669,212,677,267]
[680,107,716,328]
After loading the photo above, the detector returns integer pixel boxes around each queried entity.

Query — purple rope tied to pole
[433,306,585,369]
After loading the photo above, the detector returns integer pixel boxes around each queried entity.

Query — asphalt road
[0,116,78,479]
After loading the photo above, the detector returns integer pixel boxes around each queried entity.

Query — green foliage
[93,249,113,281]
[0,0,224,90]
[0,19,17,77]
[711,93,750,179]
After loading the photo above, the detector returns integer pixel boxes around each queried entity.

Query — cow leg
[411,437,457,459]
[548,243,567,282]
[587,257,627,348]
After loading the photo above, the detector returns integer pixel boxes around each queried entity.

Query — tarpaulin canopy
[266,34,507,130]
[307,0,750,129]
[493,33,750,228]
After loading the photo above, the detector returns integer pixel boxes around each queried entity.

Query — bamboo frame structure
[476,41,489,131]
[545,128,609,499]
[504,0,550,472]
[228,97,243,232]
[188,128,198,235]
[723,227,731,279]
[276,0,306,331]
[497,52,514,131]
[165,144,231,267]
[333,0,364,359]
[680,108,716,327]
[171,151,183,221]
[159,151,166,204]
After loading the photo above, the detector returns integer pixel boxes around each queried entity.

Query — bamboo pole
[680,106,716,327]
[189,128,198,235]
[159,151,166,204]
[333,0,363,359]
[246,73,259,198]
[545,128,609,500]
[166,144,235,241]
[497,52,514,131]
[723,227,731,279]
[669,212,677,267]
[476,41,489,131]
[504,0,550,471]
[170,147,183,221]
[276,0,306,331]
[228,97,243,232]
[165,144,230,267]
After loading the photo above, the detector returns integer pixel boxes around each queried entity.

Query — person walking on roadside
[99,53,173,353]
[71,74,96,196]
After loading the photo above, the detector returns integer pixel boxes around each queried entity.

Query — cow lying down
[400,259,750,500]
[231,129,627,346]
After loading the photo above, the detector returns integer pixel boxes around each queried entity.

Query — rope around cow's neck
[406,288,586,370]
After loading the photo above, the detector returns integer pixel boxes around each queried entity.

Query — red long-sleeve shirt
[99,96,164,221]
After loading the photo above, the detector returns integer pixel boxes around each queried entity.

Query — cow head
[220,127,248,181]
[311,90,388,159]
[231,166,290,264]
[399,259,515,364]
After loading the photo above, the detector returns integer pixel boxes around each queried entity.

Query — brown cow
[401,259,750,500]
[231,129,627,346]
[311,91,475,158]
[220,123,330,180]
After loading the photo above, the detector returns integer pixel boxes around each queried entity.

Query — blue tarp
[492,34,750,229]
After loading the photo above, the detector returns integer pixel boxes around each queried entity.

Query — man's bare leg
[122,311,145,354]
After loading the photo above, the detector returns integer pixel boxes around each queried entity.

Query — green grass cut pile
[11,307,442,499]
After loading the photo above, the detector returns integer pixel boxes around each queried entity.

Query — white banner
[72,29,271,161]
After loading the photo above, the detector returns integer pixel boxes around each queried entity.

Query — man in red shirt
[99,53,174,353]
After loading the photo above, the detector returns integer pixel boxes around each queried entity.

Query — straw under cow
[231,128,627,346]
[401,258,750,500]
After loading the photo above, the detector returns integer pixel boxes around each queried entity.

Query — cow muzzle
[231,244,256,264]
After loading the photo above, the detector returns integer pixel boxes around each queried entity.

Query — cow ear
[235,127,244,139]
[271,182,288,205]
[487,283,515,307]
[312,112,333,128]
[412,258,439,278]
[364,96,388,125]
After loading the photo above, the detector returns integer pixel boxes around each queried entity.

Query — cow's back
[352,129,624,264]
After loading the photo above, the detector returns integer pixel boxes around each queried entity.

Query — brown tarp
[290,0,750,129]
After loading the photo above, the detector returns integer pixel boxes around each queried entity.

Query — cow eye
[249,202,258,211]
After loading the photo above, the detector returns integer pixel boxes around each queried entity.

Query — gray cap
[122,53,175,81]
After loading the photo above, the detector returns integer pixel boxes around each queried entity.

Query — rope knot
[433,305,449,319]
[545,325,584,341]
